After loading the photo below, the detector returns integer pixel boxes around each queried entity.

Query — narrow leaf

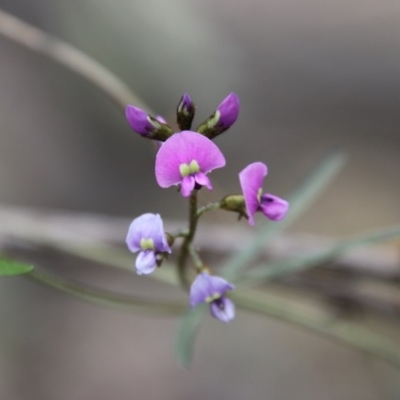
[243,225,400,285]
[221,152,347,281]
[232,288,400,369]
[175,305,206,368]
[27,270,183,315]
[0,258,34,276]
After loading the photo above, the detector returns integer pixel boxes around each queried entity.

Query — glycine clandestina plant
[125,93,289,323]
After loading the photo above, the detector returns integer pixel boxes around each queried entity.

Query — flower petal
[239,162,268,226]
[156,115,167,124]
[210,297,235,323]
[181,175,195,197]
[135,250,157,275]
[126,213,170,253]
[155,131,225,188]
[260,194,289,221]
[194,172,212,190]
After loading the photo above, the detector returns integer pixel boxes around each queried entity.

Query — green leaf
[221,152,347,281]
[27,270,183,315]
[175,305,207,368]
[243,225,400,285]
[0,258,34,276]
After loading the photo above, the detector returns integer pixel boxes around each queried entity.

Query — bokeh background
[0,1,399,399]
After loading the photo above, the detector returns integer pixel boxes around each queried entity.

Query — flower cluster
[125,93,289,323]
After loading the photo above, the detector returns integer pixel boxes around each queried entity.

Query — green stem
[197,201,221,217]
[188,245,204,271]
[26,269,183,315]
[177,191,199,289]
[169,229,189,239]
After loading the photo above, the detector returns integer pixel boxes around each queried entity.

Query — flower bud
[196,93,239,139]
[220,194,247,219]
[176,93,195,131]
[125,105,174,142]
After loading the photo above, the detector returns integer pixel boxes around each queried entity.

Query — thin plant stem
[26,269,183,315]
[188,245,204,271]
[177,190,199,289]
[197,201,221,217]
[0,8,150,112]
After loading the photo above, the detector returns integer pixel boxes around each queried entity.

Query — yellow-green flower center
[179,160,200,177]
[140,238,155,250]
[205,292,221,303]
[257,188,263,203]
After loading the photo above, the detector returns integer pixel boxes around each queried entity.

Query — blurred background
[0,0,399,399]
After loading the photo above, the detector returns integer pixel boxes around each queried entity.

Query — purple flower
[155,131,226,197]
[190,272,235,323]
[239,162,289,226]
[216,92,240,131]
[126,213,171,275]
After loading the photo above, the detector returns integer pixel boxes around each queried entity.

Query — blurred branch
[277,273,400,321]
[242,225,400,285]
[232,288,400,369]
[0,204,398,279]
[26,269,183,315]
[65,245,400,369]
[0,8,151,112]
[3,232,400,369]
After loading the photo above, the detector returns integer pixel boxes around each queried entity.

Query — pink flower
[155,131,226,197]
[239,162,289,226]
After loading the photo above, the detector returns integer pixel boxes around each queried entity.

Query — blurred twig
[0,8,150,112]
[0,204,398,279]
[231,288,400,370]
[26,269,183,315]
[3,229,400,369]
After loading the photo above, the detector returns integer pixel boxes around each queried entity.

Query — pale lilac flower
[126,213,171,275]
[155,131,226,197]
[216,92,240,131]
[239,162,289,226]
[190,272,235,323]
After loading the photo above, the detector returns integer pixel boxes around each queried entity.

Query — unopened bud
[125,105,174,141]
[196,93,239,139]
[176,93,195,131]
[220,194,247,219]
